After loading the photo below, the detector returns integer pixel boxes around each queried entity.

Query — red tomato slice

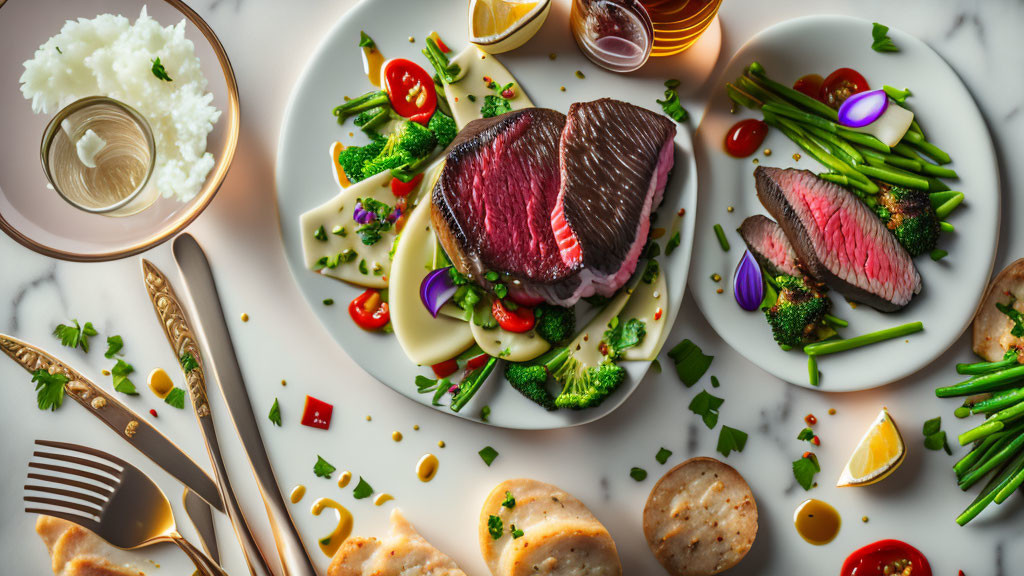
[491,299,535,333]
[820,67,870,109]
[391,173,424,197]
[382,58,437,125]
[349,289,390,330]
[465,353,491,372]
[793,73,824,101]
[431,358,459,378]
[301,395,333,430]
[840,540,931,576]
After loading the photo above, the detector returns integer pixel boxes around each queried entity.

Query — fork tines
[24,440,126,528]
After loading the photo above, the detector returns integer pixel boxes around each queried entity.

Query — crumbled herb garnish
[642,259,660,284]
[629,467,648,481]
[151,57,173,82]
[359,259,369,275]
[488,515,503,539]
[930,249,948,261]
[716,426,748,457]
[797,428,816,442]
[923,416,952,455]
[645,242,661,259]
[180,352,199,373]
[996,299,1024,337]
[269,398,282,426]
[55,46,62,54]
[574,70,585,79]
[479,446,499,466]
[53,320,98,352]
[32,369,67,411]
[323,298,335,306]
[332,225,348,237]
[666,231,681,255]
[481,405,491,422]
[792,453,820,490]
[481,94,513,118]
[355,197,394,245]
[359,31,375,49]
[689,390,724,429]
[353,476,373,499]
[667,339,713,387]
[884,85,911,105]
[313,455,336,479]
[467,94,477,102]
[484,271,500,282]
[655,447,672,465]
[871,22,899,53]
[510,525,524,539]
[111,359,137,395]
[603,317,646,360]
[710,375,720,388]
[164,387,186,409]
[657,79,689,122]
[493,283,508,299]
[502,490,516,508]
[313,225,328,241]
[104,335,123,359]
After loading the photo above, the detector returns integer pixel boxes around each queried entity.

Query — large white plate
[276,0,698,428]
[691,15,999,391]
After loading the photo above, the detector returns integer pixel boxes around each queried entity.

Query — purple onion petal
[838,89,889,128]
[733,250,765,312]
[420,266,458,317]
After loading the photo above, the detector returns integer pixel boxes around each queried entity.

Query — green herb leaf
[487,515,503,540]
[502,491,516,509]
[484,271,500,282]
[53,319,97,352]
[688,390,724,429]
[604,317,647,360]
[922,416,941,436]
[996,299,1024,338]
[164,387,186,409]
[651,359,662,374]
[359,31,376,49]
[716,426,748,457]
[480,405,491,422]
[32,369,67,411]
[510,524,524,539]
[884,85,912,105]
[664,78,680,89]
[104,335,123,359]
[797,428,815,442]
[923,416,951,455]
[111,359,137,395]
[666,231,681,255]
[642,259,660,284]
[792,453,820,490]
[710,375,720,388]
[353,476,373,499]
[481,94,512,118]
[656,86,689,122]
[180,352,199,373]
[655,447,672,465]
[667,339,713,387]
[151,57,173,82]
[313,455,336,479]
[871,22,899,53]
[629,467,648,481]
[479,446,499,466]
[269,398,282,426]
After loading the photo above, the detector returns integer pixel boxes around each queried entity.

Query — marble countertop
[2,0,1023,574]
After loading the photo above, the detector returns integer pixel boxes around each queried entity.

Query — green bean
[958,433,1024,489]
[746,62,839,120]
[808,355,820,387]
[836,127,891,153]
[862,150,922,173]
[803,322,923,356]
[955,433,1004,477]
[818,172,849,187]
[957,449,1024,525]
[803,124,865,164]
[726,83,761,110]
[902,129,952,164]
[713,224,730,251]
[934,192,964,219]
[854,163,930,190]
[735,76,785,106]
[959,419,1005,446]
[970,389,1024,414]
[940,221,955,233]
[765,115,861,185]
[823,314,849,328]
[938,366,1024,398]
[995,459,1024,503]
[763,101,840,133]
[918,162,958,179]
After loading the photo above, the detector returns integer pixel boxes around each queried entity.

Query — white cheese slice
[621,263,669,361]
[443,47,533,129]
[470,313,551,362]
[571,289,632,369]
[850,103,914,148]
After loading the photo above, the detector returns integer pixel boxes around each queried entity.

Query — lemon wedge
[469,0,551,54]
[837,408,906,487]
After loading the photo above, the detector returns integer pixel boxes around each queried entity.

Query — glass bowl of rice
[0,0,239,261]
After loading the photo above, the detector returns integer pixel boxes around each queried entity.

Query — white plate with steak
[276,0,698,428]
[692,15,999,391]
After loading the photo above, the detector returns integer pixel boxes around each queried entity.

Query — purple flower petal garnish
[734,250,765,312]
[838,89,889,128]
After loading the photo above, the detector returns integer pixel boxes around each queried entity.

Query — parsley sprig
[53,319,98,352]
[870,22,899,53]
[32,369,67,411]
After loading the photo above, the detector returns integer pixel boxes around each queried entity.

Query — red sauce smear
[724,119,768,158]
[841,540,931,576]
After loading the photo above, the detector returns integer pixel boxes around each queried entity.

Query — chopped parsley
[359,31,375,49]
[688,390,724,429]
[180,352,199,373]
[480,405,491,422]
[629,467,648,481]
[657,79,689,122]
[104,335,123,359]
[32,369,67,411]
[870,22,899,53]
[313,455,336,479]
[502,490,516,508]
[332,225,348,237]
[642,259,660,284]
[716,425,748,457]
[493,283,508,299]
[53,320,98,352]
[269,398,282,426]
[353,476,373,499]
[313,225,328,241]
[510,524,524,539]
[164,387,186,409]
[665,231,681,255]
[323,298,335,306]
[484,271,500,282]
[710,375,721,388]
[111,359,137,395]
[667,339,713,387]
[923,416,952,455]
[355,197,395,246]
[55,46,62,54]
[884,85,911,105]
[487,515,503,540]
[655,447,672,465]
[479,446,499,466]
[797,428,816,443]
[996,299,1024,337]
[480,81,515,118]
[603,317,646,359]
[792,453,820,490]
[151,57,173,82]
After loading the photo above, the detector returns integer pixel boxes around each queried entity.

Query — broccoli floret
[875,185,940,257]
[337,138,387,183]
[552,357,626,410]
[502,348,568,411]
[360,121,438,179]
[333,90,390,123]
[534,305,575,345]
[765,275,832,348]
[428,112,457,149]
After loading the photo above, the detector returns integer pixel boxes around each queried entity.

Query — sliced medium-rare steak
[431,108,583,304]
[738,215,803,278]
[552,99,677,296]
[754,166,921,312]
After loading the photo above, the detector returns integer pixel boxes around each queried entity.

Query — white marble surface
[2,0,1023,575]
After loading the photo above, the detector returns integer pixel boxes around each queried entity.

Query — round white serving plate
[691,15,999,392]
[276,0,700,428]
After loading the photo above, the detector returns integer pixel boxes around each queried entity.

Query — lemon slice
[469,0,551,54]
[837,408,906,487]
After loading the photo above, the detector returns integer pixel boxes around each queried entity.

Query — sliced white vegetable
[390,180,475,366]
[443,47,533,129]
[470,309,551,362]
[621,266,669,361]
[850,102,913,148]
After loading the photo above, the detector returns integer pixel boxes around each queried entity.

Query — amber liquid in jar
[643,0,723,56]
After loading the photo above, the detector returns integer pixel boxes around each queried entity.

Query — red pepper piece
[301,395,333,430]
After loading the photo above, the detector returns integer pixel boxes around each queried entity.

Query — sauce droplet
[416,454,439,483]
[147,368,174,399]
[724,119,768,158]
[373,493,394,506]
[438,440,446,448]
[311,497,353,558]
[289,485,306,504]
[392,431,403,442]
[337,471,352,489]
[793,499,841,545]
[240,313,249,322]
[361,45,385,87]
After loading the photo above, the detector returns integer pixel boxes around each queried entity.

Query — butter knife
[184,488,220,563]
[173,234,317,576]
[0,334,224,512]
[142,259,275,576]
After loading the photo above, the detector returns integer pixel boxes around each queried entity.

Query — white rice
[20,6,221,203]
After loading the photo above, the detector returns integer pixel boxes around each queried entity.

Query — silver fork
[24,440,228,576]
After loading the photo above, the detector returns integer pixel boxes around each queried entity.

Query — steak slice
[552,99,676,296]
[754,166,921,311]
[738,215,803,278]
[431,108,582,304]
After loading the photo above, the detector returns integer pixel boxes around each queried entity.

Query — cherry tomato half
[349,289,390,331]
[792,73,824,101]
[300,395,333,430]
[391,173,424,197]
[840,540,931,576]
[431,358,459,378]
[382,58,437,125]
[465,353,491,371]
[724,119,768,158]
[820,67,870,109]
[491,299,535,333]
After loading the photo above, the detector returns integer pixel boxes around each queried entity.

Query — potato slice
[973,258,1024,362]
